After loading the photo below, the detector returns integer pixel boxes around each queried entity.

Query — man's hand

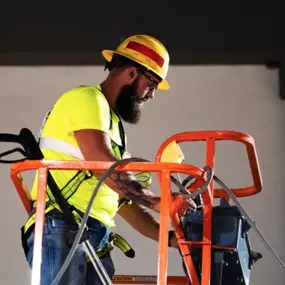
[169,233,179,249]
[152,193,197,213]
[174,193,197,212]
[109,170,161,210]
[168,231,179,249]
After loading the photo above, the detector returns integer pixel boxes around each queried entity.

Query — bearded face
[115,68,160,123]
[115,77,143,124]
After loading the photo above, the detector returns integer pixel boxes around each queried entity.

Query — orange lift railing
[11,158,204,285]
[3,128,281,285]
[154,131,262,285]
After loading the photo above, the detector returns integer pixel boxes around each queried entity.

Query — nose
[147,90,155,100]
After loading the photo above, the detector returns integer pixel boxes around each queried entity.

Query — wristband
[168,230,175,247]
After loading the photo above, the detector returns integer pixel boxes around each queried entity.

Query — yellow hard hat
[102,34,170,90]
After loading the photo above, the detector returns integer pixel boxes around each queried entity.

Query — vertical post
[169,199,200,285]
[157,170,171,285]
[31,167,48,285]
[201,139,215,285]
[16,173,33,213]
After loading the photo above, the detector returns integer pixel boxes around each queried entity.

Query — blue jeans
[23,210,115,285]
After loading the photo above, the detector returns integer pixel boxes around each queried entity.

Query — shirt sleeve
[63,86,111,133]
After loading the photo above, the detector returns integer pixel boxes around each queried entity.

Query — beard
[115,78,143,124]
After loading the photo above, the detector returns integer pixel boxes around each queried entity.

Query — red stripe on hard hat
[126,41,164,68]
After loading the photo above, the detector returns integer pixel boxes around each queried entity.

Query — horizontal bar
[10,160,205,179]
[179,241,236,251]
[112,275,189,284]
[155,130,262,198]
[156,130,256,145]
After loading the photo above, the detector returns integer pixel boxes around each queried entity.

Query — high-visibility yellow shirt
[24,84,127,232]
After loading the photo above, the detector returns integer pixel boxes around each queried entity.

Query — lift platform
[1,128,278,285]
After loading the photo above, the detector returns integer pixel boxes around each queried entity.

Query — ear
[125,66,138,83]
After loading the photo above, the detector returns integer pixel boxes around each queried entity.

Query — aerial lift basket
[1,128,282,285]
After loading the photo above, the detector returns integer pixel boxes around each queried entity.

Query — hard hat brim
[102,49,170,90]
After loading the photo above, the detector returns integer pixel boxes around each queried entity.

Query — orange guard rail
[10,131,262,285]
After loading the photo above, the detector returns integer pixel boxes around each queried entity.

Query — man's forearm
[118,203,160,242]
[108,170,160,210]
[134,211,160,242]
[74,130,160,210]
[119,203,178,248]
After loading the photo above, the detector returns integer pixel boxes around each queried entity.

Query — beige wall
[0,65,284,285]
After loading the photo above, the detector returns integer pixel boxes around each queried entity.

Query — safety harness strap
[36,139,144,259]
[91,232,135,260]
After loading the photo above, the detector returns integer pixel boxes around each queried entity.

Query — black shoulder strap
[118,119,126,151]
[0,128,88,242]
[109,108,113,130]
[107,101,126,152]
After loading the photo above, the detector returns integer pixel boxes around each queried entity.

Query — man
[21,34,196,285]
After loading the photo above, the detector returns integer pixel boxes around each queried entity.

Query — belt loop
[51,217,55,228]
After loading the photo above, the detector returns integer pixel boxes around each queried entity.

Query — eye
[149,84,157,91]
[139,68,159,90]
[148,79,158,91]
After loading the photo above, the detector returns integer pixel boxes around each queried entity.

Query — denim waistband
[45,209,109,231]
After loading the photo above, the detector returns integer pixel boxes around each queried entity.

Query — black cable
[170,166,214,199]
[213,175,285,271]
